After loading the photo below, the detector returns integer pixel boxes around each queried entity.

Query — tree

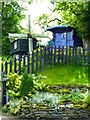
[35,1,90,41]
[2,2,25,56]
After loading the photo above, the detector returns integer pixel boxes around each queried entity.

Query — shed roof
[45,25,73,34]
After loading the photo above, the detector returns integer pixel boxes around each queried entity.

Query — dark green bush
[20,70,34,97]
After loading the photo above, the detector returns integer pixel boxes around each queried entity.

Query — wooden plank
[83,47,85,64]
[72,46,74,62]
[19,57,21,75]
[40,47,42,70]
[10,59,12,73]
[1,63,3,73]
[51,46,53,65]
[48,46,50,64]
[58,45,60,63]
[32,51,34,73]
[23,55,25,67]
[14,58,17,73]
[79,47,81,63]
[53,46,56,65]
[44,46,46,67]
[27,53,30,74]
[65,46,68,64]
[87,47,89,64]
[69,46,71,63]
[5,61,7,75]
[61,46,64,64]
[75,47,77,64]
[36,49,38,71]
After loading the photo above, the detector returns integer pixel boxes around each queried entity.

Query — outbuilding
[45,25,83,48]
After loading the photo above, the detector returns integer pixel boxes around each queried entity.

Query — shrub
[20,70,34,97]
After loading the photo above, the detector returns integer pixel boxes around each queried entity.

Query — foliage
[6,73,21,99]
[20,70,34,97]
[35,1,90,40]
[2,2,25,56]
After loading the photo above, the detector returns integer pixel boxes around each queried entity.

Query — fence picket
[61,46,64,64]
[65,46,67,64]
[87,47,89,64]
[10,60,12,73]
[72,46,74,62]
[79,47,81,63]
[53,46,56,65]
[32,51,34,73]
[48,46,50,64]
[83,47,85,64]
[40,47,42,70]
[58,45,60,63]
[5,61,7,75]
[36,49,38,71]
[69,46,71,63]
[51,46,53,65]
[44,47,46,67]
[14,58,17,73]
[19,57,21,75]
[1,63,3,73]
[27,53,30,74]
[23,55,25,67]
[75,47,77,64]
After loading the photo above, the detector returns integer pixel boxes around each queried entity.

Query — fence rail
[1,45,89,75]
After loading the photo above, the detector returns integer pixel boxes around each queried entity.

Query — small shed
[9,33,38,58]
[45,25,83,48]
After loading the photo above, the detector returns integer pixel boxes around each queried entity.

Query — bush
[20,70,34,97]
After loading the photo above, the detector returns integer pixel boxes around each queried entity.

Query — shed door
[61,33,66,48]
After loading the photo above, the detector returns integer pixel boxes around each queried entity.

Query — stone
[20,113,26,118]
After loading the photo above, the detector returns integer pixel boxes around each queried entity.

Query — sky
[19,0,53,35]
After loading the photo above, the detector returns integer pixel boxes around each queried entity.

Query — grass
[38,63,88,85]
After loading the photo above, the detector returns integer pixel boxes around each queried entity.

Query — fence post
[1,63,3,73]
[5,61,7,75]
[75,47,77,64]
[44,46,46,67]
[65,46,67,64]
[32,51,34,73]
[36,49,38,71]
[19,57,21,75]
[14,57,17,73]
[51,46,53,65]
[72,46,74,62]
[69,46,71,64]
[27,53,30,74]
[61,46,64,64]
[48,46,50,64]
[79,47,81,63]
[83,47,85,64]
[10,59,12,73]
[40,47,42,70]
[23,55,25,67]
[58,45,60,63]
[87,47,89,64]
[53,46,56,65]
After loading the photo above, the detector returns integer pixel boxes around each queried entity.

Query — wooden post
[69,46,71,64]
[65,46,67,64]
[32,51,34,73]
[1,63,3,73]
[83,47,85,64]
[87,47,89,64]
[58,45,60,63]
[19,57,21,75]
[53,46,56,65]
[44,47,46,67]
[5,61,7,75]
[36,49,38,71]
[79,47,81,63]
[48,46,50,64]
[51,46,53,65]
[72,46,74,62]
[23,55,25,67]
[27,53,30,74]
[40,47,42,70]
[14,57,17,73]
[10,59,12,73]
[61,46,64,64]
[75,47,77,64]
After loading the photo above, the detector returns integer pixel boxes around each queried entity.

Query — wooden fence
[1,45,89,75]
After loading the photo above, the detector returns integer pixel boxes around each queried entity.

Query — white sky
[19,0,53,35]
